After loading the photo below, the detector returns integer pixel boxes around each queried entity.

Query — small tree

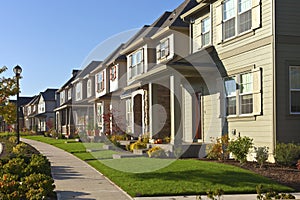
[0,66,19,124]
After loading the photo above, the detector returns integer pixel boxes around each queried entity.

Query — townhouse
[92,44,127,136]
[23,89,57,132]
[54,69,81,137]
[179,0,300,160]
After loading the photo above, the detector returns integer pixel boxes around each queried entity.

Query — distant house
[72,61,102,135]
[54,70,80,137]
[23,89,58,133]
[91,44,127,136]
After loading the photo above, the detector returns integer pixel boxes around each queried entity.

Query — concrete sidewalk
[22,138,132,200]
[22,138,300,200]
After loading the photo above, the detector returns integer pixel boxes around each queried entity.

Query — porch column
[149,83,153,139]
[170,75,182,145]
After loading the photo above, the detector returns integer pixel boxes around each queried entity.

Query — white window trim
[97,72,105,92]
[289,66,300,114]
[76,82,82,101]
[110,65,117,81]
[201,17,211,47]
[129,49,144,79]
[87,79,92,98]
[224,76,237,116]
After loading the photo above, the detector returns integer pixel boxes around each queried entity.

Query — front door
[133,94,143,138]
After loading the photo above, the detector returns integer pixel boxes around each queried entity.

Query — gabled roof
[57,69,81,93]
[102,44,126,67]
[40,89,57,101]
[76,61,102,79]
[18,97,35,106]
[121,0,198,54]
[27,95,39,106]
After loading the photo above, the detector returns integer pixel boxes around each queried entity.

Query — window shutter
[192,19,201,52]
[215,2,223,44]
[252,67,262,115]
[252,0,261,30]
[110,68,112,80]
[156,44,161,60]
[102,71,105,90]
[114,65,117,79]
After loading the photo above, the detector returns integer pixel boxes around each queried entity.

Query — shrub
[25,154,51,176]
[12,143,35,157]
[228,136,253,164]
[129,140,147,151]
[2,157,26,178]
[275,143,300,167]
[207,134,230,160]
[22,173,55,200]
[0,174,22,200]
[254,146,269,168]
[147,146,166,158]
[256,184,295,200]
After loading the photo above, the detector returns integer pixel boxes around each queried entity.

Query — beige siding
[202,92,223,142]
[182,86,193,142]
[213,0,273,54]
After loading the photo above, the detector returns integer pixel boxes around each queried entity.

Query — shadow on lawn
[132,168,289,192]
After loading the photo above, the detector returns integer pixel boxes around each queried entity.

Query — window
[97,103,103,125]
[223,0,236,39]
[60,91,65,104]
[157,39,170,60]
[290,66,300,114]
[223,0,252,40]
[201,17,211,47]
[224,68,261,116]
[87,79,92,97]
[129,49,144,78]
[240,72,253,114]
[68,89,72,100]
[110,65,117,81]
[76,82,82,101]
[97,72,104,92]
[224,77,237,115]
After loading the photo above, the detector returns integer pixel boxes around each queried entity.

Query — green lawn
[23,135,294,197]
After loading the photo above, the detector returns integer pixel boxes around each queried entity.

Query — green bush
[2,157,26,178]
[228,136,253,164]
[275,143,300,167]
[147,146,166,158]
[0,174,22,200]
[22,173,55,200]
[254,146,269,168]
[25,154,51,176]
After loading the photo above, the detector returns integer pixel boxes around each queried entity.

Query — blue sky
[0,0,184,96]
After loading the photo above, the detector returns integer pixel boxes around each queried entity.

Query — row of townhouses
[14,0,300,160]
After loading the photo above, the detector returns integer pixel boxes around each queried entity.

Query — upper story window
[216,0,260,43]
[223,0,251,40]
[38,102,45,113]
[201,17,211,47]
[87,79,92,97]
[110,65,117,81]
[68,88,72,100]
[97,71,105,92]
[28,106,31,115]
[129,49,144,78]
[290,66,300,114]
[76,82,82,101]
[157,39,170,61]
[60,91,65,104]
[224,67,261,117]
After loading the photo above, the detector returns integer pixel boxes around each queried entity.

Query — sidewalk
[22,138,300,200]
[21,138,132,200]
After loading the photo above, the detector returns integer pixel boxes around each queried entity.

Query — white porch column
[149,83,153,139]
[170,75,175,144]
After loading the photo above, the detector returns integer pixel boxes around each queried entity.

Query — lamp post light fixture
[13,65,22,144]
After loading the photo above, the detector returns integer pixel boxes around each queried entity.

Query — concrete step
[133,149,148,155]
[112,153,145,159]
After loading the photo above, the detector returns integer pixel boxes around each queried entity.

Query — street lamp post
[13,65,22,144]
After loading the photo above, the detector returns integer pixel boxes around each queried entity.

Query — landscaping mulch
[211,160,300,191]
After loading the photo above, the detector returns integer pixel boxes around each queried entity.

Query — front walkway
[21,138,132,200]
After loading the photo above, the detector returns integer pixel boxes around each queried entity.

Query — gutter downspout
[272,0,277,161]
